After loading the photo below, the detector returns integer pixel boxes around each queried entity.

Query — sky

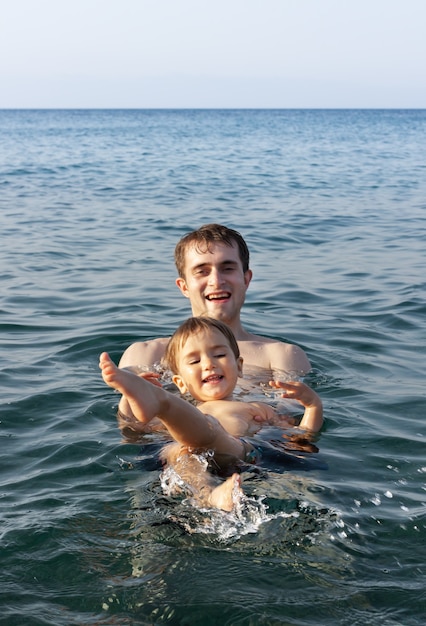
[1,0,425,108]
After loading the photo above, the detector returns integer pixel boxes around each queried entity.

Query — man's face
[176,241,252,326]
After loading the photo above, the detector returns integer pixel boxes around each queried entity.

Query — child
[100,317,323,511]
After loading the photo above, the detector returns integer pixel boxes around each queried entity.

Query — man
[117,224,310,420]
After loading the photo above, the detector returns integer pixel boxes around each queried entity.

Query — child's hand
[269,380,321,409]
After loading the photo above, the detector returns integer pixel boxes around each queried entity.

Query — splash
[160,462,299,542]
[189,489,300,542]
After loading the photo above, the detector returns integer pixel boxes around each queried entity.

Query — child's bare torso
[198,399,281,437]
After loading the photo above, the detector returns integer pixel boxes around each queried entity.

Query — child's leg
[100,352,163,425]
[209,474,242,511]
[163,443,242,512]
[100,352,245,459]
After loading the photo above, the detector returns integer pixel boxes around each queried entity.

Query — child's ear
[237,356,243,376]
[172,374,188,394]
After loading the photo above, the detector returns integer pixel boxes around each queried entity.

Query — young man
[118,224,311,420]
[100,317,323,511]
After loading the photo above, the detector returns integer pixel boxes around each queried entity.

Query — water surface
[1,109,425,625]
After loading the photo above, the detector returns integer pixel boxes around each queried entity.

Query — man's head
[174,224,250,278]
[164,316,242,402]
[174,224,252,327]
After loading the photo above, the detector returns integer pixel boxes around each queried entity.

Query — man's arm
[118,337,169,418]
[265,341,311,375]
[118,337,169,369]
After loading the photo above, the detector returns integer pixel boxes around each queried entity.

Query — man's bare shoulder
[118,337,170,368]
[238,332,311,374]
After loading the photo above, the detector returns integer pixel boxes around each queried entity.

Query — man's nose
[208,269,223,286]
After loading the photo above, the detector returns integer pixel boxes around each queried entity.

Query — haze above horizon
[1,0,425,109]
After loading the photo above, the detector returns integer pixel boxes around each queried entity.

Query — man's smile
[205,291,231,301]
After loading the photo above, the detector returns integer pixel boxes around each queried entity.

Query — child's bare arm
[269,381,323,432]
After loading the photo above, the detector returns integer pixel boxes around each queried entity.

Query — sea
[0,109,425,625]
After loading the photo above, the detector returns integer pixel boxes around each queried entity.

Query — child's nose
[202,356,215,370]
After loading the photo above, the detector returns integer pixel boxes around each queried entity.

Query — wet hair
[164,316,240,374]
[174,223,250,278]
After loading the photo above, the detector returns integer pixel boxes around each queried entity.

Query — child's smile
[172,328,243,403]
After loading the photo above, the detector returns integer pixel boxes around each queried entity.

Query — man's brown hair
[164,316,240,374]
[174,224,250,278]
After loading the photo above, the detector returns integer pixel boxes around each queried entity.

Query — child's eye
[215,353,226,359]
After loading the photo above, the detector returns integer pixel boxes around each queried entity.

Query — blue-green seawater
[0,109,425,625]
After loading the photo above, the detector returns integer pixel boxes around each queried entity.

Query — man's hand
[124,368,163,388]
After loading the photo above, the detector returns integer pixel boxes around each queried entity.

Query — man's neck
[191,310,255,341]
[223,318,254,342]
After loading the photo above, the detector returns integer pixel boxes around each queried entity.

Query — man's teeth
[206,293,229,300]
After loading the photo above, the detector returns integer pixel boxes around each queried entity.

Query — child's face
[172,327,243,402]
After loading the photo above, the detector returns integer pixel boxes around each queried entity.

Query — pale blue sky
[1,0,425,108]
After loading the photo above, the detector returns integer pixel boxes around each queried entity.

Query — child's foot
[209,473,242,512]
[100,352,132,392]
[99,352,154,424]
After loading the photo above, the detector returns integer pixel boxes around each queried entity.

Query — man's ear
[176,277,190,298]
[172,374,188,394]
[244,269,253,288]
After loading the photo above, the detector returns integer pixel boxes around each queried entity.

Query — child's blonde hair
[164,317,240,374]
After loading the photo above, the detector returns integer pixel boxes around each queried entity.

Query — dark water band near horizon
[0,109,425,625]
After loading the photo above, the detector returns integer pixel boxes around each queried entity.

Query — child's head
[174,223,250,278]
[164,317,242,402]
[165,316,240,373]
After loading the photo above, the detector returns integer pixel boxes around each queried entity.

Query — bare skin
[118,240,310,419]
[100,353,245,454]
[100,352,245,511]
[117,328,323,438]
[100,327,322,511]
[165,449,242,511]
